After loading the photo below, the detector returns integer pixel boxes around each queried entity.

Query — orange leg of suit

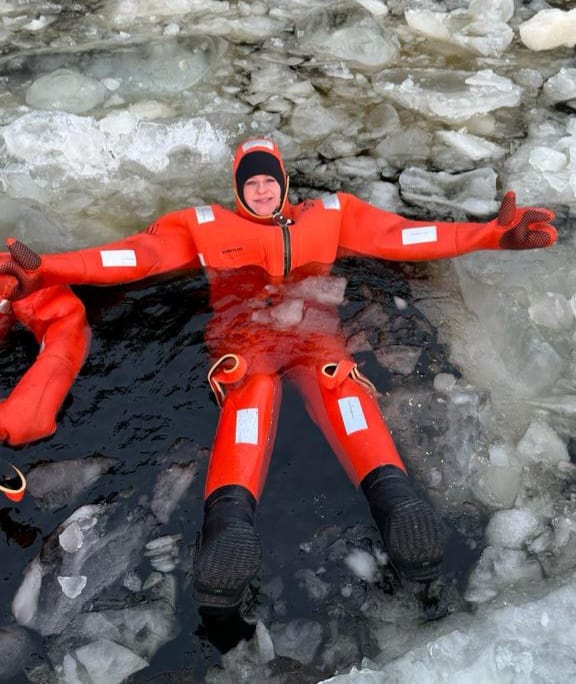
[204,358,407,499]
[288,360,407,485]
[195,321,445,611]
[197,358,282,611]
[205,370,282,501]
[204,312,407,499]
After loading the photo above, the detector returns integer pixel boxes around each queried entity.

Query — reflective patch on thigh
[236,408,259,444]
[338,397,368,434]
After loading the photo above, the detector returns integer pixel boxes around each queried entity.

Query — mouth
[253,198,275,209]
[245,194,279,216]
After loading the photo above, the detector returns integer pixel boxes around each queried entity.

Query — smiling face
[242,174,282,216]
[233,140,289,220]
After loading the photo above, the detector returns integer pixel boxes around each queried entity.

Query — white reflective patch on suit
[0,299,11,314]
[321,194,340,210]
[100,250,137,267]
[402,225,438,245]
[198,253,206,266]
[242,139,274,152]
[195,205,215,224]
[338,397,368,434]
[235,408,259,445]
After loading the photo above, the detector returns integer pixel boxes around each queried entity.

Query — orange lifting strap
[0,464,26,502]
[207,354,249,408]
[320,360,377,394]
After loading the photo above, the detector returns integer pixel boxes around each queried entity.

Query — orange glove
[495,191,556,249]
[0,239,42,300]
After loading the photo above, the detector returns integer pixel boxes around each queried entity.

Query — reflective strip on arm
[100,250,137,267]
[195,206,215,224]
[321,194,341,210]
[401,226,438,245]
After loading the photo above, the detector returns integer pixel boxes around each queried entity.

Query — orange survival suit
[0,284,91,501]
[0,138,556,606]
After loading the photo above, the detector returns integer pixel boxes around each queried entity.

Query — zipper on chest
[273,212,292,276]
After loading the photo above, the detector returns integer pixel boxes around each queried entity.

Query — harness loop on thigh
[208,354,248,408]
[320,360,376,394]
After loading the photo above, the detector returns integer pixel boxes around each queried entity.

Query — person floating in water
[0,137,557,610]
[0,284,91,501]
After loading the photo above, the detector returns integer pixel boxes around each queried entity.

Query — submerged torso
[184,197,350,367]
[204,265,349,369]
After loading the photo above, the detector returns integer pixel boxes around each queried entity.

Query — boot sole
[194,521,262,610]
[385,498,446,582]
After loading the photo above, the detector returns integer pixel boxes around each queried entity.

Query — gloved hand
[495,191,557,249]
[0,239,42,300]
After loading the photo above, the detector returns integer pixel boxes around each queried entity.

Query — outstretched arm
[337,191,556,261]
[0,209,201,300]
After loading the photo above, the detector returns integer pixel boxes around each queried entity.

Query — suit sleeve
[336,193,502,261]
[37,210,201,287]
[0,286,91,445]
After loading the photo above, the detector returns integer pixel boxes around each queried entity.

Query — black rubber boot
[194,485,262,613]
[361,465,446,582]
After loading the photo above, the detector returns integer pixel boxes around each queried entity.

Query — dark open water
[0,259,479,683]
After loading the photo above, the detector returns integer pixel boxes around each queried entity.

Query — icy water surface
[1,1,576,683]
